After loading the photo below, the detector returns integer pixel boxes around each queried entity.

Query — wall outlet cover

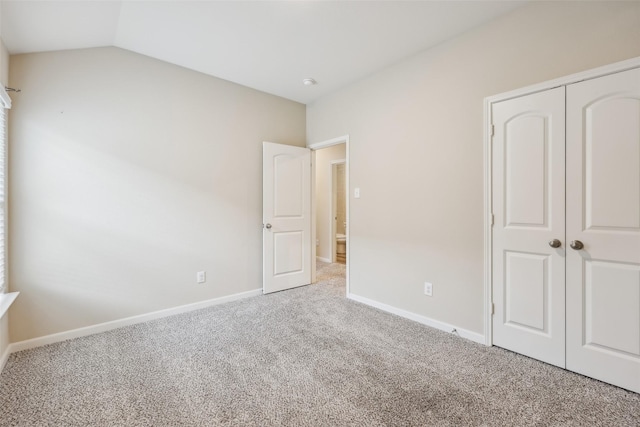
[424,282,433,296]
[197,271,206,283]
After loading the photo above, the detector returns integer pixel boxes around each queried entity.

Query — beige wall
[0,42,7,84]
[315,143,346,261]
[9,47,305,342]
[307,1,640,334]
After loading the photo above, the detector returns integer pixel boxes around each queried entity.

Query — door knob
[570,240,584,250]
[548,239,561,248]
[265,223,272,230]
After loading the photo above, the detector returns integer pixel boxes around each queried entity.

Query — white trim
[316,256,331,263]
[486,56,640,105]
[0,86,11,110]
[7,289,262,354]
[0,106,7,296]
[311,150,317,283]
[0,292,18,320]
[309,135,349,150]
[483,55,640,347]
[483,96,493,347]
[308,135,350,295]
[348,293,485,344]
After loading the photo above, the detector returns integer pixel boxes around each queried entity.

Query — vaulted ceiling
[1,1,525,104]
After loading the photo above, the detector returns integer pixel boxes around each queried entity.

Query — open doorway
[310,136,349,295]
[316,148,345,264]
[332,161,347,265]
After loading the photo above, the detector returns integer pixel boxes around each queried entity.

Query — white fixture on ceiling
[302,78,317,86]
[0,1,526,104]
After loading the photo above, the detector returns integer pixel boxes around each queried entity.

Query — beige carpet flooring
[0,261,638,426]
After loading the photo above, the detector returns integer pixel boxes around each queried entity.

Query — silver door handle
[548,239,561,248]
[265,223,272,230]
[570,240,584,250]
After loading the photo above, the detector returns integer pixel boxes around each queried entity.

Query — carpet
[0,261,638,426]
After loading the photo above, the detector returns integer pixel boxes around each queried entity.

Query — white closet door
[566,67,640,393]
[492,87,566,367]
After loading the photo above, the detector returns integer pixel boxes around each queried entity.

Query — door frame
[309,135,350,295]
[483,55,640,347]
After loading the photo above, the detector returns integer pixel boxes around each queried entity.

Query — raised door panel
[584,96,640,230]
[505,116,548,227]
[504,251,548,332]
[492,86,566,368]
[566,67,640,393]
[274,232,304,276]
[584,261,640,357]
[273,154,304,218]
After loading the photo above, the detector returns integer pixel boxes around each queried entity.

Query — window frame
[0,86,11,294]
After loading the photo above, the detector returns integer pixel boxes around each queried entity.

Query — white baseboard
[8,288,263,355]
[316,256,332,263]
[4,288,484,373]
[347,293,485,345]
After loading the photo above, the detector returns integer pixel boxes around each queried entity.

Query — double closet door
[492,67,640,393]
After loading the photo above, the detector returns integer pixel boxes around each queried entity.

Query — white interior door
[263,142,311,294]
[492,87,566,367]
[566,67,640,393]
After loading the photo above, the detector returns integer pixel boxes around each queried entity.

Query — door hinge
[491,303,495,315]
[490,213,494,226]
[490,124,495,137]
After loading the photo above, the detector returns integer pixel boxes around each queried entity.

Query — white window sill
[0,292,19,319]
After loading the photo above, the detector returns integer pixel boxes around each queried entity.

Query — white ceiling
[1,1,525,104]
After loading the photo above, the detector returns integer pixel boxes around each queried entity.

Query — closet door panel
[566,67,640,394]
[585,94,640,230]
[492,87,566,368]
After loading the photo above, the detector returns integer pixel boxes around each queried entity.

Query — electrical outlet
[424,282,433,297]
[197,271,206,284]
